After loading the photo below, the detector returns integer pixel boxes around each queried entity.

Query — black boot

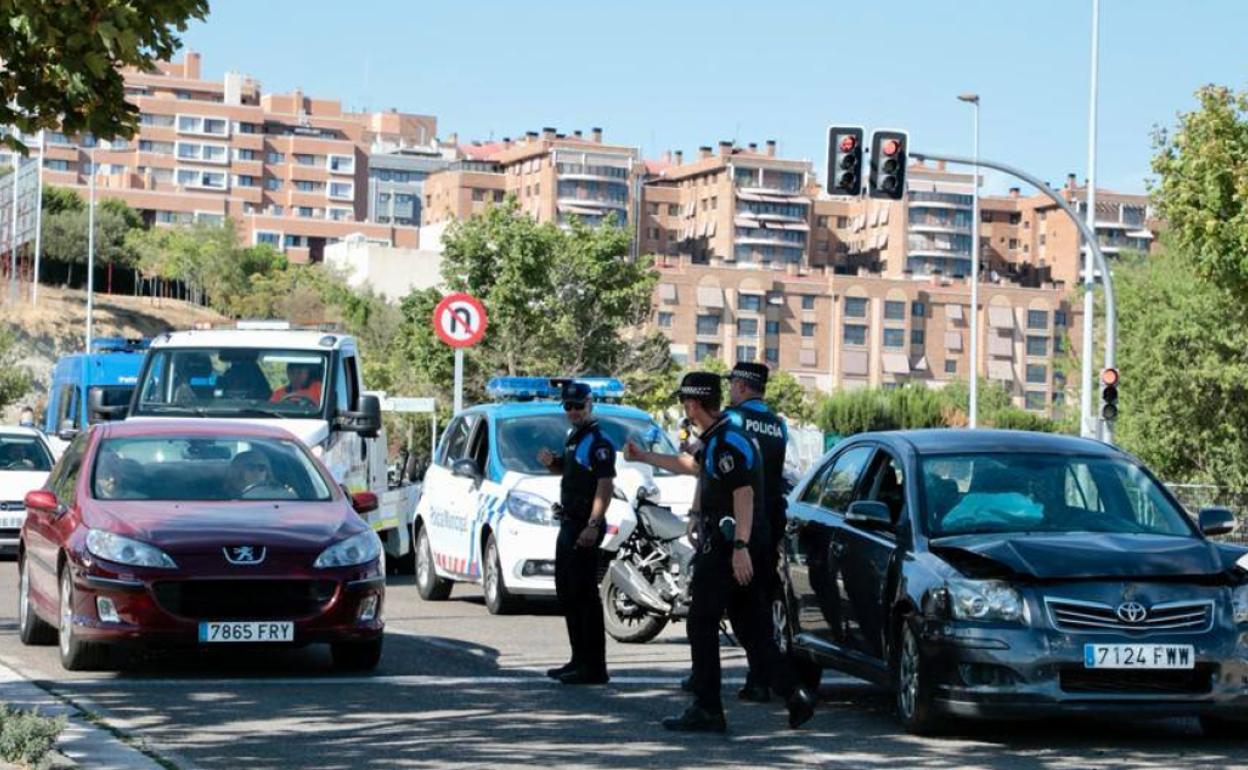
[662,704,727,733]
[737,682,771,703]
[546,661,576,680]
[559,667,609,685]
[679,673,694,692]
[786,686,816,729]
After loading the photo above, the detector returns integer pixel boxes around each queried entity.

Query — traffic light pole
[911,151,1116,444]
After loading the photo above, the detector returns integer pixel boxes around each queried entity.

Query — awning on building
[944,331,963,351]
[799,349,817,366]
[988,333,1014,358]
[842,350,869,376]
[882,353,911,375]
[988,359,1015,381]
[658,283,677,303]
[696,285,724,308]
[946,304,964,321]
[988,305,1014,328]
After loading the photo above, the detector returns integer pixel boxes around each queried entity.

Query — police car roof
[149,329,354,351]
[459,400,653,422]
[859,428,1122,458]
[0,426,47,439]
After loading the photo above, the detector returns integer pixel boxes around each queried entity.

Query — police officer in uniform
[723,362,791,701]
[626,361,791,703]
[537,381,615,685]
[660,372,815,733]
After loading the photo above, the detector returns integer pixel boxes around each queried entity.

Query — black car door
[785,444,873,647]
[833,448,909,662]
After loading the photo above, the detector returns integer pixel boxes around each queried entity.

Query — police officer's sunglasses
[562,401,586,411]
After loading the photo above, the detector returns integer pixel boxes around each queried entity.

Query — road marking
[40,672,865,689]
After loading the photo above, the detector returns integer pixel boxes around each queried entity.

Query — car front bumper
[923,620,1248,719]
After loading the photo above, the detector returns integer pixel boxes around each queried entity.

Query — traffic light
[869,129,909,200]
[826,125,864,196]
[1100,367,1119,422]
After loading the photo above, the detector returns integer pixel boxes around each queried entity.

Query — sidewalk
[0,661,173,770]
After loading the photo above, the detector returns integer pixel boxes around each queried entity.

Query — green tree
[1150,85,1248,298]
[766,370,815,426]
[40,199,136,284]
[42,186,84,215]
[0,329,33,413]
[0,0,208,152]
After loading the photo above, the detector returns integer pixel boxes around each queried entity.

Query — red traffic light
[838,135,857,153]
[1101,368,1119,387]
[882,138,901,156]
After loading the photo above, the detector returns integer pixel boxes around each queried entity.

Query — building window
[294,180,321,192]
[738,294,763,312]
[44,159,70,171]
[1054,310,1068,327]
[1026,335,1048,357]
[735,345,757,362]
[266,150,285,164]
[297,206,314,218]
[694,342,720,362]
[801,294,816,310]
[911,329,925,346]
[175,167,227,190]
[327,154,355,174]
[328,181,354,199]
[765,321,780,335]
[1026,363,1048,384]
[801,322,816,338]
[1027,309,1049,329]
[668,204,679,216]
[1008,238,1019,250]
[844,296,868,318]
[836,215,849,228]
[657,312,674,328]
[176,115,228,137]
[1009,213,1021,225]
[139,113,176,128]
[235,175,257,187]
[911,301,926,317]
[737,318,759,337]
[884,300,906,320]
[255,231,281,246]
[843,324,867,346]
[265,177,282,191]
[883,328,905,348]
[696,314,720,336]
[1024,391,1047,411]
[472,189,485,202]
[765,347,779,363]
[294,153,317,166]
[944,359,957,374]
[981,211,994,223]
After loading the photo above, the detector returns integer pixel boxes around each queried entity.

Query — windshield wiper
[139,404,209,417]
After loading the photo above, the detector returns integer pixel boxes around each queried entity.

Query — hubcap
[18,561,29,629]
[898,627,918,720]
[59,572,72,657]
[772,598,788,654]
[416,532,430,586]
[484,544,498,603]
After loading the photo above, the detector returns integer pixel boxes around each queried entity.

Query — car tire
[18,556,56,646]
[482,535,521,615]
[331,637,383,671]
[58,567,109,672]
[1199,714,1246,739]
[415,525,452,601]
[601,567,667,644]
[894,614,944,736]
[770,578,822,691]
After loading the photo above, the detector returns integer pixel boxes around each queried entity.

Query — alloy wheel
[18,560,30,630]
[898,626,919,721]
[58,571,73,659]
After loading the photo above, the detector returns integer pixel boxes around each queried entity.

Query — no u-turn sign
[433,292,488,348]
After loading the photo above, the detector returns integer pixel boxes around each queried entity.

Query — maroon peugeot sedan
[16,419,385,672]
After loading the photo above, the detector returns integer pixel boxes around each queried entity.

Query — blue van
[44,337,149,438]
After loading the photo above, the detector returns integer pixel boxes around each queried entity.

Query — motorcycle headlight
[947,579,1027,623]
[506,491,557,526]
[314,530,382,569]
[86,529,177,569]
[1233,585,1248,625]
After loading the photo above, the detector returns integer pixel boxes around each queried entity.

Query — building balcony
[908,221,971,235]
[556,196,628,212]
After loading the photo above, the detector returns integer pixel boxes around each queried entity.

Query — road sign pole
[453,348,464,415]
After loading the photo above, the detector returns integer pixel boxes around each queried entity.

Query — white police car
[413,377,695,614]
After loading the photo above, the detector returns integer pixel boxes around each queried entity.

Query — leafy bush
[0,705,66,766]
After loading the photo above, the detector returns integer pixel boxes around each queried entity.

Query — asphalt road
[0,562,1244,770]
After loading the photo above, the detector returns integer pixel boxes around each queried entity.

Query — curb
[0,661,171,770]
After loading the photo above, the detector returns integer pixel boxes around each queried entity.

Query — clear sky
[181,0,1246,195]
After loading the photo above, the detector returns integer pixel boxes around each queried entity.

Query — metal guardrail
[1166,483,1248,545]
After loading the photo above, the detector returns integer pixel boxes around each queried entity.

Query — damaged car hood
[929,532,1225,580]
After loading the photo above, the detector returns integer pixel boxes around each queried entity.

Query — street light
[957,93,980,428]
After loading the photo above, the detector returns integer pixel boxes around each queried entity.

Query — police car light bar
[486,376,627,403]
[89,337,150,353]
[236,320,293,331]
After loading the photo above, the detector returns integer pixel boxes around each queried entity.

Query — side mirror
[337,395,382,439]
[451,458,482,483]
[24,490,61,515]
[350,491,380,515]
[87,388,128,424]
[846,500,893,531]
[57,419,79,442]
[1199,507,1237,537]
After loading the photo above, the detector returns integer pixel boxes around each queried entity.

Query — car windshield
[92,436,333,502]
[497,413,679,475]
[922,452,1194,539]
[0,434,53,472]
[133,348,329,418]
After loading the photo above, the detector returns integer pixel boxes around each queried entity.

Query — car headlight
[86,529,177,569]
[947,579,1027,623]
[1233,585,1248,625]
[506,491,557,526]
[313,530,382,568]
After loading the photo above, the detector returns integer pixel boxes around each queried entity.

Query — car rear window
[0,434,53,472]
[921,452,1194,539]
[92,436,332,502]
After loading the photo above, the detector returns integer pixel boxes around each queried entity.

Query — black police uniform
[686,413,797,717]
[553,413,616,681]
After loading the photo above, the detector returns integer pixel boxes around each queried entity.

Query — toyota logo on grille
[1116,601,1148,623]
[223,546,266,565]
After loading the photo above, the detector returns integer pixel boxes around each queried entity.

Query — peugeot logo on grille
[223,546,266,565]
[1116,601,1148,624]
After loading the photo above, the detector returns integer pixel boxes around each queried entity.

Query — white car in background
[0,427,56,554]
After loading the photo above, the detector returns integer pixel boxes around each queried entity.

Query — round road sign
[433,292,488,348]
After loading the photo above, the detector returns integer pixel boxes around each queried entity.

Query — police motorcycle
[598,464,697,643]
